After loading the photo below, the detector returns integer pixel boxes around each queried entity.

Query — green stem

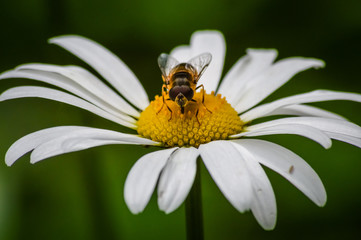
[185,158,204,240]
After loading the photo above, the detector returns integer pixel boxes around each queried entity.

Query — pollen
[137,91,244,148]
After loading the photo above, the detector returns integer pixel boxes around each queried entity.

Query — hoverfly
[157,52,212,119]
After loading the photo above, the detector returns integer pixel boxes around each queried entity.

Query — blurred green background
[1,0,360,239]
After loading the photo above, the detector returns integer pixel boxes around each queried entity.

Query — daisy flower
[1,30,361,231]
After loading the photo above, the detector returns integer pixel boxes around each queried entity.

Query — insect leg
[157,84,167,114]
[195,109,200,125]
[195,84,212,113]
[157,84,173,120]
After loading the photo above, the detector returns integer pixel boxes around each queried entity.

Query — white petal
[234,58,325,114]
[263,104,347,120]
[170,31,226,93]
[29,127,158,163]
[5,126,157,166]
[232,139,327,206]
[124,148,177,214]
[0,69,138,120]
[199,141,253,212]
[0,86,136,128]
[231,142,277,230]
[170,45,191,62]
[252,117,361,139]
[0,66,139,119]
[249,117,361,148]
[241,90,361,122]
[11,64,140,117]
[61,138,144,150]
[218,49,278,106]
[157,147,199,213]
[326,133,361,148]
[6,126,81,166]
[233,123,332,149]
[49,35,149,110]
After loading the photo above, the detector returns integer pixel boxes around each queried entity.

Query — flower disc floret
[137,91,243,147]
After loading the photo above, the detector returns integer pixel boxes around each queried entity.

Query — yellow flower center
[137,91,244,147]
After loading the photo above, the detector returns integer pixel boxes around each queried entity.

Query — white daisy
[1,30,361,230]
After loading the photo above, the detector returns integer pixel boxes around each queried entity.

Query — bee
[157,52,212,119]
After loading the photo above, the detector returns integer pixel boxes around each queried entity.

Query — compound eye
[169,86,194,101]
[169,88,178,101]
[183,88,194,100]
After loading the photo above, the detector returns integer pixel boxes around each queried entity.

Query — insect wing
[158,53,179,81]
[188,53,212,80]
